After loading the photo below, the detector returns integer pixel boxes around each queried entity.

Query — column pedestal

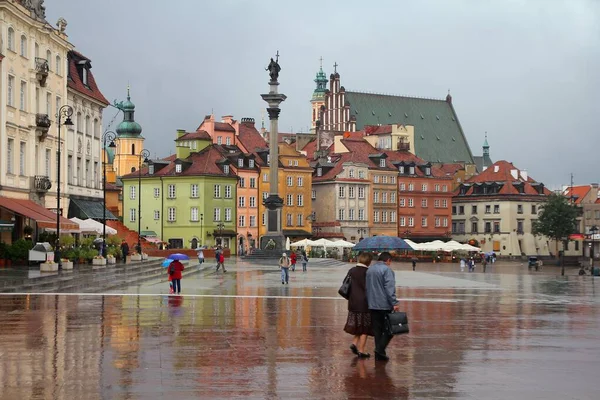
[260,195,286,252]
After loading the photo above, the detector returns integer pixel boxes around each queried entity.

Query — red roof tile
[214,122,235,132]
[175,130,211,141]
[563,186,592,204]
[237,123,268,155]
[67,50,109,105]
[437,163,465,175]
[460,160,551,196]
[364,125,393,135]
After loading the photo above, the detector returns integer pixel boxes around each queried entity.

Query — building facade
[452,160,552,256]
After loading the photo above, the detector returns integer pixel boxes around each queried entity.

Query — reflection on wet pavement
[0,260,599,399]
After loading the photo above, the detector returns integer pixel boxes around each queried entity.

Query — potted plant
[130,251,142,262]
[141,252,148,260]
[92,255,107,266]
[40,260,58,272]
[106,254,116,264]
[61,258,73,270]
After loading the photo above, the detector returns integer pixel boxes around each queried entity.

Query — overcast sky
[46,0,599,189]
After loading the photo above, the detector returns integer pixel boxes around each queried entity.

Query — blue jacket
[366,261,399,310]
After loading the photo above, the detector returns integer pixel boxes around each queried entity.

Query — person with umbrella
[166,253,189,294]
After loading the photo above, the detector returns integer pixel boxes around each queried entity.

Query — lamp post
[101,131,117,257]
[200,213,204,246]
[216,222,225,248]
[590,225,598,274]
[55,105,73,270]
[137,149,150,255]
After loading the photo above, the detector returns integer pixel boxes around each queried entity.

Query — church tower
[310,58,327,132]
[113,87,144,177]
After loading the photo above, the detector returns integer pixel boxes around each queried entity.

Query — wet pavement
[0,259,599,399]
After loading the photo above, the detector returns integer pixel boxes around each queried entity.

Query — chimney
[221,115,234,124]
[176,129,186,138]
[510,169,519,180]
[520,169,528,181]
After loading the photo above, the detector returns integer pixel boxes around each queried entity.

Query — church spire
[483,132,489,157]
[115,87,143,137]
[312,57,327,102]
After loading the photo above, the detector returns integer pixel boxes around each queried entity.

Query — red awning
[0,197,80,232]
[570,234,585,240]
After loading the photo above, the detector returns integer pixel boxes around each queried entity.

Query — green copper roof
[345,92,474,164]
[312,66,328,101]
[483,134,489,148]
[115,88,143,137]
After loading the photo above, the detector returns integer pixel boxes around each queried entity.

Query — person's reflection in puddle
[345,358,409,399]
[167,295,183,316]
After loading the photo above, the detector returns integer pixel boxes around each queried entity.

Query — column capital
[267,107,281,120]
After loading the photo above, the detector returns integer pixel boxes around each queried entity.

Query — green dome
[115,88,143,137]
[117,120,142,136]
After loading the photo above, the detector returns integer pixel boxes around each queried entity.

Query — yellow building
[111,89,145,178]
[257,143,313,241]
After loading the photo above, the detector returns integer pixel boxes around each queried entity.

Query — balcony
[397,141,410,151]
[34,175,52,192]
[35,57,49,87]
[35,113,52,141]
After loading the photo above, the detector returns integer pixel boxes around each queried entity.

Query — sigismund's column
[260,53,287,251]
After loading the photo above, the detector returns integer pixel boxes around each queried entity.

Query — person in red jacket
[290,251,297,271]
[169,260,185,294]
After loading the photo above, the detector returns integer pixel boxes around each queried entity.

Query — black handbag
[338,273,351,299]
[385,312,409,335]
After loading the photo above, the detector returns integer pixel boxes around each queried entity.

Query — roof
[563,186,592,204]
[474,154,494,173]
[436,163,465,175]
[67,50,109,105]
[458,160,551,197]
[214,122,236,132]
[67,197,117,220]
[278,133,296,143]
[237,122,268,156]
[345,92,474,163]
[176,130,211,141]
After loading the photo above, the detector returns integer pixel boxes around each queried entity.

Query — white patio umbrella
[290,239,312,247]
[329,239,356,248]
[310,238,336,247]
[285,237,291,251]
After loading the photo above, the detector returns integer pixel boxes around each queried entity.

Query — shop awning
[140,230,157,237]
[212,229,237,237]
[0,196,80,232]
[68,197,117,220]
[0,220,14,232]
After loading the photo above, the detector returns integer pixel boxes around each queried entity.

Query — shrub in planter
[60,235,75,248]
[7,239,31,262]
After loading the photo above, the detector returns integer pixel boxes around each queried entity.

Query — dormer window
[267,154,270,164]
[223,165,230,174]
[317,167,323,177]
[425,167,431,176]
[409,166,415,175]
[238,159,244,168]
[399,166,405,174]
[379,159,385,168]
[249,159,255,168]
[288,160,292,166]
[175,164,182,173]
[149,165,155,175]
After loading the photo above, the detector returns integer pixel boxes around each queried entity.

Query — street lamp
[590,225,598,273]
[101,131,117,257]
[137,149,150,255]
[55,105,73,270]
[200,213,204,246]
[216,221,225,247]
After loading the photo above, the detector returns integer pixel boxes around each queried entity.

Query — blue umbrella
[353,235,414,252]
[166,253,190,261]
[161,259,174,268]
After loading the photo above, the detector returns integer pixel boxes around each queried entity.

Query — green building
[121,129,238,253]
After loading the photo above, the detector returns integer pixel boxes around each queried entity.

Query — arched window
[131,167,136,173]
[46,50,52,70]
[56,55,61,75]
[131,144,135,155]
[34,42,39,58]
[7,28,14,51]
[20,35,27,57]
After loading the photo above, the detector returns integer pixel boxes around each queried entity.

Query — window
[8,76,14,107]
[408,183,414,191]
[382,211,387,222]
[425,167,431,176]
[45,149,51,176]
[349,186,355,198]
[286,194,293,206]
[493,221,500,233]
[154,187,160,198]
[358,187,365,199]
[249,177,256,188]
[391,176,396,184]
[249,159,255,168]
[238,196,246,207]
[339,186,345,198]
[20,35,27,57]
[349,169,355,178]
[517,220,524,233]
[297,214,304,226]
[191,207,199,221]
[358,209,365,221]
[129,208,136,222]
[312,190,316,200]
[129,185,136,199]
[288,160,292,166]
[373,211,379,222]
[215,184,222,198]
[442,185,448,192]
[175,164,182,173]
[287,176,293,186]
[223,165,230,174]
[317,167,322,177]
[421,199,427,208]
[358,170,365,179]
[422,184,427,192]
[214,208,221,221]
[434,199,440,208]
[408,217,414,227]
[217,136,222,145]
[485,222,492,233]
[452,206,456,214]
[56,55,61,75]
[338,209,345,220]
[55,96,61,117]
[267,155,270,164]
[191,184,198,198]
[400,183,406,191]
[168,207,176,222]
[286,213,292,226]
[20,81,26,111]
[226,137,231,145]
[297,194,304,207]
[349,209,355,221]
[250,216,256,227]
[532,205,537,214]
[294,160,298,166]
[168,184,176,198]
[408,198,414,208]
[382,176,388,184]
[238,215,245,227]
[225,208,232,221]
[390,211,396,223]
[472,205,477,214]
[249,196,256,207]
[443,218,448,227]
[494,205,500,214]
[263,173,268,182]
[262,213,266,226]
[19,142,25,175]
[7,28,14,51]
[374,175,380,183]
[239,178,246,188]
[517,204,523,214]
[400,198,406,207]
[485,205,491,214]
[379,159,385,167]
[46,92,51,115]
[441,199,447,208]
[297,177,303,186]
[399,166,405,174]
[400,217,406,227]
[421,217,427,227]
[374,192,379,203]
[382,192,388,203]
[149,165,155,175]
[391,192,396,203]
[154,210,160,220]
[409,166,415,175]
[435,184,440,192]
[435,217,441,227]
[459,205,465,215]
[263,192,268,200]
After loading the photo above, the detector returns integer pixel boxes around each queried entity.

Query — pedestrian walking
[460,257,466,271]
[279,253,290,284]
[411,257,418,271]
[301,250,308,272]
[215,247,221,270]
[197,248,205,267]
[169,259,185,294]
[120,240,129,264]
[482,257,487,273]
[366,252,401,362]
[290,251,297,271]
[344,252,374,359]
[216,251,227,272]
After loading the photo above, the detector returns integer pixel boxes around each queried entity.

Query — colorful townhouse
[120,129,238,253]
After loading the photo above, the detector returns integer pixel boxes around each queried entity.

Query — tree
[532,193,579,275]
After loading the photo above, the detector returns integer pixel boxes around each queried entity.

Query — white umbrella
[329,239,356,248]
[285,237,291,251]
[310,238,336,247]
[290,239,312,247]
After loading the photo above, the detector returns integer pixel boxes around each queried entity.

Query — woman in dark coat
[344,252,374,358]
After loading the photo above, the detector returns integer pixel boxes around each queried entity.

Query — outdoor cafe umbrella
[166,253,190,261]
[353,235,414,252]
